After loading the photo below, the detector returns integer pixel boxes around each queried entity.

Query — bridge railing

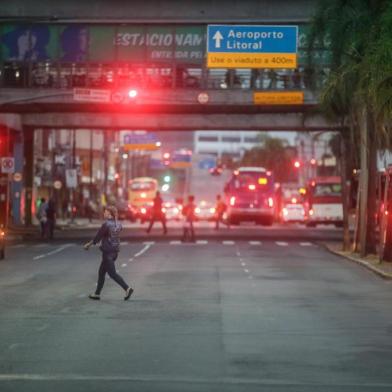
[0,62,329,94]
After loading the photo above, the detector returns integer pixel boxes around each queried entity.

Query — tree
[307,0,392,255]
[240,135,296,183]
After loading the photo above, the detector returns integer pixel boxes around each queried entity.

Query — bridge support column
[23,127,34,226]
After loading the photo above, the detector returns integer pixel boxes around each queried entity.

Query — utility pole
[89,130,93,222]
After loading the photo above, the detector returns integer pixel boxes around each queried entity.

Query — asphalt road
[1,233,392,391]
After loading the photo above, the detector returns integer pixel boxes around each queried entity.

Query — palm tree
[306,0,391,255]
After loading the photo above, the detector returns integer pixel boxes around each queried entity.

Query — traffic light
[128,89,138,99]
[164,175,171,183]
[163,152,171,166]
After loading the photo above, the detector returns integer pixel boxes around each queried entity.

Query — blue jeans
[95,252,129,295]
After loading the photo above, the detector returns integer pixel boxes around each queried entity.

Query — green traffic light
[164,175,171,183]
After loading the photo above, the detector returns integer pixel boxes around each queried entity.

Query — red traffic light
[128,89,138,98]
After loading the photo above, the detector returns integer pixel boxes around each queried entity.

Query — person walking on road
[46,198,56,239]
[146,191,167,234]
[36,197,47,238]
[84,206,134,301]
[214,194,227,230]
[181,195,196,242]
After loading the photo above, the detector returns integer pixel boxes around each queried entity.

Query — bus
[224,167,275,226]
[305,176,343,227]
[128,177,158,208]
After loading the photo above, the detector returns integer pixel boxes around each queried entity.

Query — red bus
[305,176,343,227]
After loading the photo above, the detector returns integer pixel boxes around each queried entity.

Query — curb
[322,243,392,280]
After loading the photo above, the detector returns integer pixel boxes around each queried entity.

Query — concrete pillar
[23,127,34,226]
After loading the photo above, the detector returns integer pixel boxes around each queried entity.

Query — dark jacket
[93,219,122,253]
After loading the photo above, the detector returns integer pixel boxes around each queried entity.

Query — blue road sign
[207,25,298,69]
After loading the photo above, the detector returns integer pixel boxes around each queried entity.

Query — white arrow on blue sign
[207,25,298,69]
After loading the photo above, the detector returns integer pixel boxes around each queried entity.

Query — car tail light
[309,209,314,216]
[195,207,201,214]
[258,177,268,185]
[248,184,256,191]
[210,207,216,214]
[291,197,297,204]
[141,208,147,214]
[268,197,274,208]
[230,196,236,206]
[162,207,166,213]
[282,208,288,216]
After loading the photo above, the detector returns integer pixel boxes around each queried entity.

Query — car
[209,167,223,176]
[162,201,182,221]
[116,200,137,222]
[281,199,305,223]
[195,201,216,221]
[136,202,154,224]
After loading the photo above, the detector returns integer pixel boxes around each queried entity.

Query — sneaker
[124,288,134,301]
[88,294,100,300]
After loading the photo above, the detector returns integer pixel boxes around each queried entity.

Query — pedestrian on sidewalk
[146,191,167,234]
[84,206,134,301]
[181,195,196,242]
[36,197,48,238]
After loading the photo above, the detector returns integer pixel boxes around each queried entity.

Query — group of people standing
[36,198,56,239]
[146,192,228,242]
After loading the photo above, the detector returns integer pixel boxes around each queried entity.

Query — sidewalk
[323,242,392,279]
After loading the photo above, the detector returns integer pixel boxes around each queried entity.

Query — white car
[281,203,305,223]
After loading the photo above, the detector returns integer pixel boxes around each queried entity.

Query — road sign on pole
[73,88,111,103]
[1,157,15,174]
[207,25,298,68]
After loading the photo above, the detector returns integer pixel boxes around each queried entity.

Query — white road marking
[300,242,313,246]
[241,262,246,267]
[276,241,288,247]
[120,241,129,246]
[36,324,49,332]
[249,241,261,245]
[133,244,152,258]
[121,263,127,268]
[10,244,25,249]
[223,241,235,245]
[244,269,249,273]
[143,241,155,245]
[33,244,74,260]
[128,257,134,262]
[170,240,181,245]
[33,244,48,248]
[196,240,208,245]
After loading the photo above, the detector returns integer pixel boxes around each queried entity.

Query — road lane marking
[241,262,246,267]
[10,244,25,249]
[121,263,127,268]
[33,244,74,260]
[128,257,134,262]
[120,241,129,246]
[196,240,208,245]
[249,241,261,245]
[276,241,288,247]
[143,241,155,245]
[33,244,48,248]
[170,240,181,245]
[300,242,312,246]
[223,241,235,245]
[244,269,249,273]
[133,244,152,258]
